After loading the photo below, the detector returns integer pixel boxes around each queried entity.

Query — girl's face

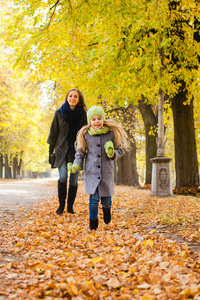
[90,115,104,129]
[67,90,79,110]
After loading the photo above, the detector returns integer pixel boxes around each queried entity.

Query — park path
[0,182,200,299]
[0,179,199,255]
[0,178,57,220]
[0,178,57,231]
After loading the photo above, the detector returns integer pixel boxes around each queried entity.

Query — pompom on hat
[87,106,106,124]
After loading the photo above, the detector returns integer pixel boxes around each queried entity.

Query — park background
[1,1,200,299]
[0,0,200,192]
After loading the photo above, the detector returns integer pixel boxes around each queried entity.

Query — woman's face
[67,90,79,110]
[90,115,104,129]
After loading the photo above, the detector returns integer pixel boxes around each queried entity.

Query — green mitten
[67,163,73,173]
[104,141,114,158]
[71,164,81,173]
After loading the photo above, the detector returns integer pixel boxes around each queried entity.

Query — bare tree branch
[43,0,60,30]
[50,0,60,10]
[67,0,72,11]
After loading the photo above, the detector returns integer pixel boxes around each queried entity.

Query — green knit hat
[87,106,106,124]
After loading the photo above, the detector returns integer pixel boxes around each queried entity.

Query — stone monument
[151,91,173,197]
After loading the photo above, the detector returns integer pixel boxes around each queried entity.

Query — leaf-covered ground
[0,181,200,300]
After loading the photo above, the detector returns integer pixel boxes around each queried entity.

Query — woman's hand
[67,163,73,173]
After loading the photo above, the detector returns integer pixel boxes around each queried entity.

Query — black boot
[56,181,67,215]
[103,208,111,224]
[67,185,78,214]
[90,219,98,230]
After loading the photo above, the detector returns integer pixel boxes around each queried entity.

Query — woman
[47,88,87,215]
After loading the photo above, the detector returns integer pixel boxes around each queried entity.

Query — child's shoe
[90,219,98,230]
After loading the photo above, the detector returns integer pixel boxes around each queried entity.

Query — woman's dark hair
[64,88,87,111]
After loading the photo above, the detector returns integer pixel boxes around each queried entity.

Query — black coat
[47,109,87,168]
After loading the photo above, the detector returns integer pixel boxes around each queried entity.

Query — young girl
[68,106,129,230]
[47,88,87,215]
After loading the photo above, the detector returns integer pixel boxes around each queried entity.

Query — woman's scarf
[60,102,85,154]
[88,125,109,136]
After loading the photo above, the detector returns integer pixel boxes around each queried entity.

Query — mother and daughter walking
[47,89,129,230]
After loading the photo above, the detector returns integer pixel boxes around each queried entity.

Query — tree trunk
[4,154,12,179]
[117,138,140,186]
[114,160,117,183]
[13,156,18,179]
[33,172,38,178]
[0,154,3,178]
[138,96,158,184]
[171,81,199,188]
[116,104,140,186]
[17,152,23,178]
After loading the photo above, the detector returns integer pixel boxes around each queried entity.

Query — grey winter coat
[73,131,123,197]
[47,109,87,168]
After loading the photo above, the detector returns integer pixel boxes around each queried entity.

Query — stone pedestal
[151,156,173,197]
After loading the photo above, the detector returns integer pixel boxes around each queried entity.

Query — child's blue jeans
[89,189,111,221]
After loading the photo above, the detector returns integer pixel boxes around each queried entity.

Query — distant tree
[168,1,200,188]
[117,104,140,186]
[3,0,200,186]
[138,97,158,184]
